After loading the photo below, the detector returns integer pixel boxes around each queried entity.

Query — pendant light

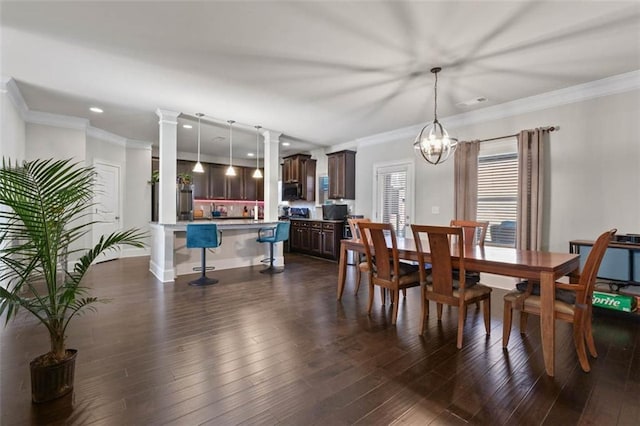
[225,120,236,176]
[192,113,205,173]
[413,67,458,165]
[252,125,263,179]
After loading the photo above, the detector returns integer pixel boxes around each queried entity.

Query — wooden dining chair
[411,224,493,349]
[502,229,616,372]
[347,218,371,295]
[450,219,489,309]
[358,222,421,325]
[449,219,488,247]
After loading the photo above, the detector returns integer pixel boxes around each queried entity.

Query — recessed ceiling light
[247,153,255,157]
[183,124,193,129]
[89,107,103,113]
[282,142,291,146]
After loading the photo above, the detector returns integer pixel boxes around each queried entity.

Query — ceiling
[2,1,639,160]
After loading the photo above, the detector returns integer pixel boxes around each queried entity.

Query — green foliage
[0,158,146,360]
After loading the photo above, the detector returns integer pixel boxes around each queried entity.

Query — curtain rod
[473,126,557,143]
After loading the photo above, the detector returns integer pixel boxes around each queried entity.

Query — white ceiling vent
[457,97,488,108]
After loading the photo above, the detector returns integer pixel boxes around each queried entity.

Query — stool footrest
[193,266,215,272]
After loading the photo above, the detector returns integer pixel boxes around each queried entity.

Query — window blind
[379,170,407,238]
[477,152,518,246]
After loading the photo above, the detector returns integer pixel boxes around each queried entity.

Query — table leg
[337,242,347,300]
[540,270,556,376]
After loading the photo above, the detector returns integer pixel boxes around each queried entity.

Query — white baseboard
[122,247,151,258]
[149,259,175,283]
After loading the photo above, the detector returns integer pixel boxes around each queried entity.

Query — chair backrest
[187,224,220,248]
[450,219,488,247]
[348,217,371,240]
[358,222,398,283]
[578,229,616,305]
[274,221,291,242]
[411,225,466,296]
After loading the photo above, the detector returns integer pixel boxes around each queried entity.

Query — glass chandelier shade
[413,67,457,165]
[253,125,263,179]
[193,113,205,173]
[225,120,236,176]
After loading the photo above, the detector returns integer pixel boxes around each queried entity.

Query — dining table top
[340,236,580,277]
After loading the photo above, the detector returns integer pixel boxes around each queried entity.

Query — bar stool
[186,224,222,286]
[256,222,290,274]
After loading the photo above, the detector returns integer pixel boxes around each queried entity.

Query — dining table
[336,237,581,377]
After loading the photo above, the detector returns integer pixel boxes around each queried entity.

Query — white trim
[87,126,126,146]
[92,159,124,262]
[25,109,89,130]
[126,139,153,150]
[354,69,640,149]
[1,77,29,121]
[122,247,151,258]
[372,158,415,237]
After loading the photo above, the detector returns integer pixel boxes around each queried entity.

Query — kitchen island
[149,220,281,282]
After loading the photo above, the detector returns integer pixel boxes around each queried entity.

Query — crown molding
[1,77,29,121]
[26,109,89,130]
[356,69,640,149]
[126,139,153,150]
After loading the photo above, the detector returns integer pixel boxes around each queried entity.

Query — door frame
[371,159,415,238]
[92,159,124,262]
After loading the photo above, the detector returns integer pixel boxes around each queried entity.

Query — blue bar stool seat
[186,224,222,286]
[256,222,290,274]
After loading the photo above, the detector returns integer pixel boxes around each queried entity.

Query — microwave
[282,182,302,200]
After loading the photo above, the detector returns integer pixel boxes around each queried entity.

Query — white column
[156,109,179,224]
[262,130,281,222]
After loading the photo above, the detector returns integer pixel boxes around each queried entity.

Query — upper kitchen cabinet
[282,154,310,183]
[282,154,316,202]
[327,150,356,199]
[178,160,208,199]
[208,163,227,199]
[242,167,264,201]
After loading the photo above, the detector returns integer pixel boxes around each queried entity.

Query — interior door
[373,161,414,238]
[93,161,121,263]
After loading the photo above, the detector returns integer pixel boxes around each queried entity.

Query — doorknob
[115,216,120,220]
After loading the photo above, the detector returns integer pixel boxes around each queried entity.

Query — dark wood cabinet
[321,222,338,257]
[282,154,316,201]
[242,167,264,201]
[289,220,343,260]
[177,160,208,199]
[225,169,243,200]
[172,161,264,201]
[290,220,311,252]
[208,163,227,199]
[283,154,310,183]
[327,150,356,199]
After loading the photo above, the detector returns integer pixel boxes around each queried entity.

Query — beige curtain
[516,128,550,250]
[454,140,480,220]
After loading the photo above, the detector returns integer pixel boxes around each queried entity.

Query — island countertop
[150,219,281,231]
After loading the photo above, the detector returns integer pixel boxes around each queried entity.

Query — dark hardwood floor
[1,253,638,425]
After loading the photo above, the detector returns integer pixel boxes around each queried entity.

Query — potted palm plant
[0,158,145,403]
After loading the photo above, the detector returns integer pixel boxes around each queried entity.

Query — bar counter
[149,219,281,282]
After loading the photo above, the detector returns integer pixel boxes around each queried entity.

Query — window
[373,162,413,238]
[477,139,518,247]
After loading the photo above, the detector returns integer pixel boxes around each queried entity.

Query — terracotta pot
[30,349,77,403]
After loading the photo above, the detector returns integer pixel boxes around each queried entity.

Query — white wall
[355,89,640,254]
[26,123,86,163]
[124,145,152,256]
[0,88,26,162]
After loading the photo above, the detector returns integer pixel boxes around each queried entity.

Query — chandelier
[413,67,457,165]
